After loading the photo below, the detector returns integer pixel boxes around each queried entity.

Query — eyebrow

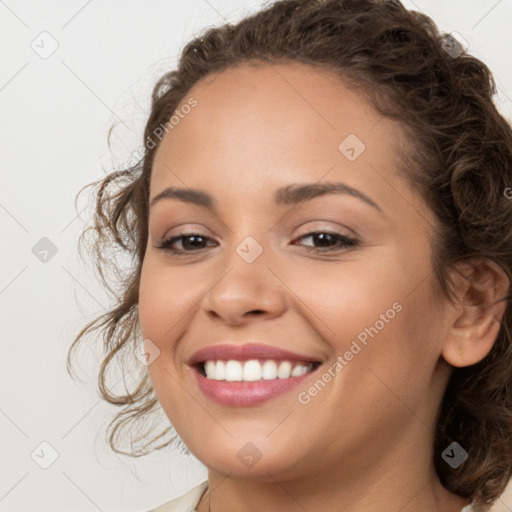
[150,182,382,213]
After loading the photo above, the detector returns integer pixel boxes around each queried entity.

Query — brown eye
[293,231,358,252]
[156,233,218,254]
[155,231,358,255]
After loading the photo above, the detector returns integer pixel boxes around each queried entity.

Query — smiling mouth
[196,359,321,381]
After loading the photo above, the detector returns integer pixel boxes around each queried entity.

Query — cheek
[293,246,439,379]
[330,268,443,407]
[138,257,196,341]
[280,252,406,346]
[138,261,195,422]
[138,263,168,342]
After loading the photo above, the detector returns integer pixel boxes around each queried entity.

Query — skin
[138,61,508,512]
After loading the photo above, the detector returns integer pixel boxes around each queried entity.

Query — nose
[201,246,288,326]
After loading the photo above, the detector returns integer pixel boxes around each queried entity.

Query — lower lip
[192,365,319,407]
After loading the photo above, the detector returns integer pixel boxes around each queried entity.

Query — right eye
[155,233,218,254]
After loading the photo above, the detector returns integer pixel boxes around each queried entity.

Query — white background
[1,1,512,511]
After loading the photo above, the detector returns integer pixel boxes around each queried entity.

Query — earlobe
[442,259,509,368]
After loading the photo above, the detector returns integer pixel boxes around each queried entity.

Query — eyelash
[155,231,359,255]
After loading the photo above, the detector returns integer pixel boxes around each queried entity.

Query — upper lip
[187,343,323,365]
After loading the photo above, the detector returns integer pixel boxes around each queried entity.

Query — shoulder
[145,480,208,512]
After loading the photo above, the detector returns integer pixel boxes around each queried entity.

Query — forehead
[151,61,408,204]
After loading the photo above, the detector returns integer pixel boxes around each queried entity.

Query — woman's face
[138,61,453,482]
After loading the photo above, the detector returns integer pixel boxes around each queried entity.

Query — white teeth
[205,360,216,378]
[214,360,225,380]
[243,360,262,381]
[203,359,315,381]
[277,361,292,379]
[291,363,311,377]
[262,360,277,380]
[225,360,242,381]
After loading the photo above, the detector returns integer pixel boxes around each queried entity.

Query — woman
[67,0,512,511]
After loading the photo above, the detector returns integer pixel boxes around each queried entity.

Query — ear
[442,258,510,368]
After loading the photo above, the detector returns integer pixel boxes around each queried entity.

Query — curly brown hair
[67,0,512,508]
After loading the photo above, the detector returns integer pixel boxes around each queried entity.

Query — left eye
[155,231,358,254]
[293,231,358,251]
